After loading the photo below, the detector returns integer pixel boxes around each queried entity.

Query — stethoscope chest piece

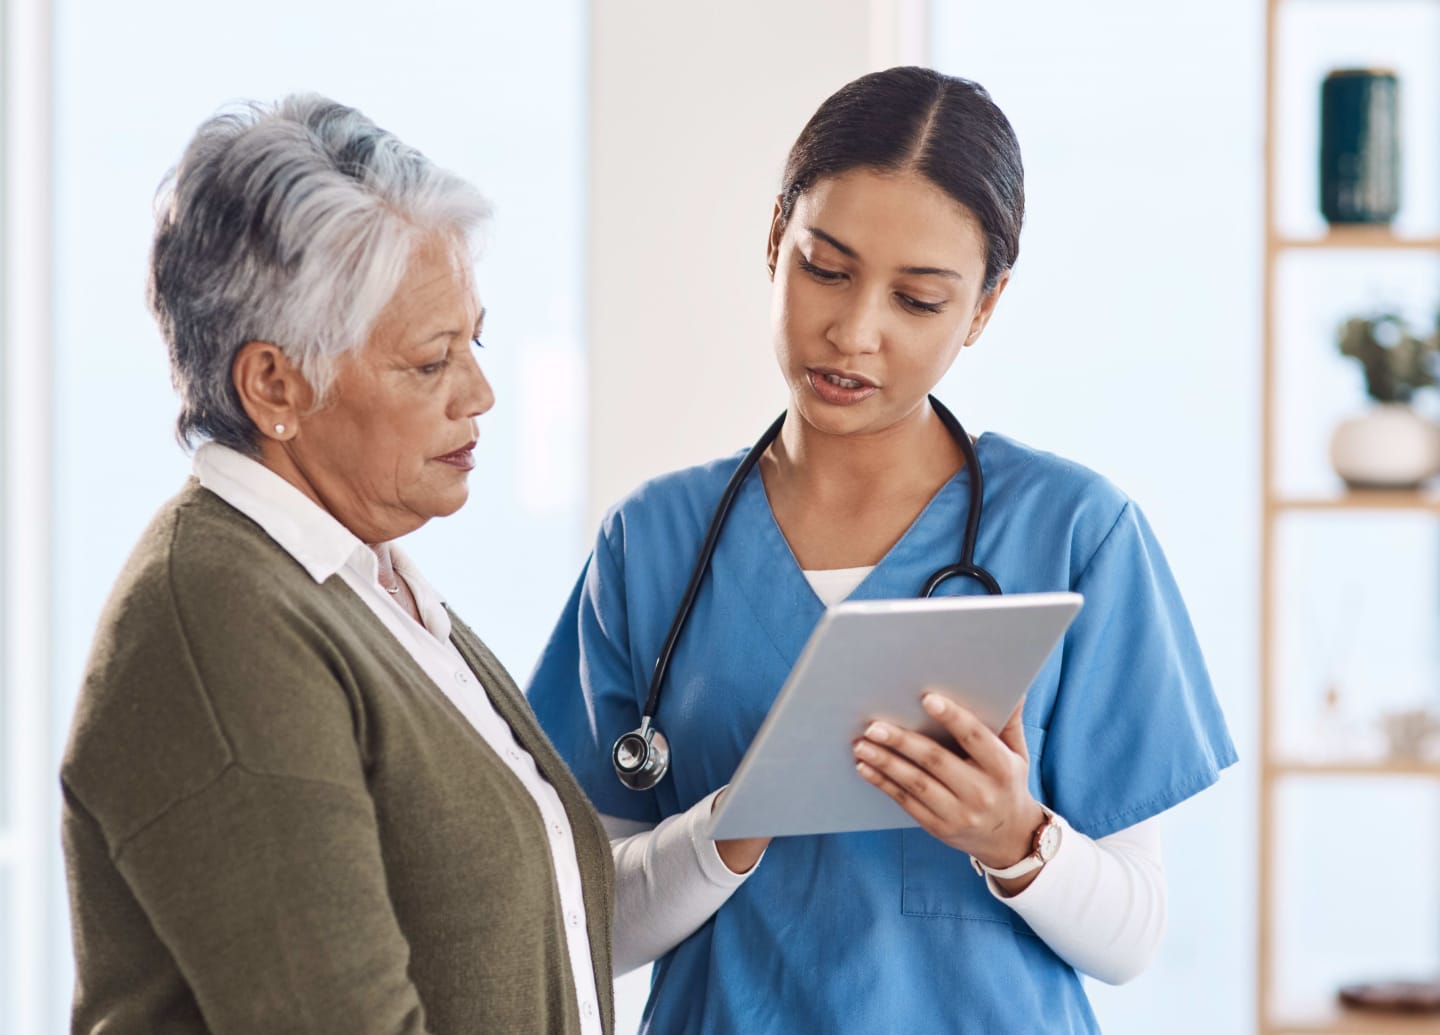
[612,718,670,791]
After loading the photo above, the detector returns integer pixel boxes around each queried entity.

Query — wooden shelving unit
[1270,493,1440,514]
[1269,1006,1440,1035]
[1277,230,1440,252]
[1270,759,1440,779]
[1259,1,1440,1032]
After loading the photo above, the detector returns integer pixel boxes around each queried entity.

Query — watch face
[1037,822,1061,860]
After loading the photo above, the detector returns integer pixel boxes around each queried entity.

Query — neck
[253,439,413,545]
[765,399,966,501]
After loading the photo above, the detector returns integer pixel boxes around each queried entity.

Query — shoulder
[71,478,330,691]
[979,433,1138,564]
[596,452,747,557]
[64,482,362,842]
[103,478,308,589]
[87,481,283,632]
[95,481,330,649]
[169,481,310,587]
[981,433,1128,511]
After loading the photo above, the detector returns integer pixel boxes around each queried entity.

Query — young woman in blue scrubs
[529,66,1236,1034]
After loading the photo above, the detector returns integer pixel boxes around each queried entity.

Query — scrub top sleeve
[526,529,662,825]
[1040,501,1237,840]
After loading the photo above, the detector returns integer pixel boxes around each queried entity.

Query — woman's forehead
[366,242,480,349]
[792,169,985,270]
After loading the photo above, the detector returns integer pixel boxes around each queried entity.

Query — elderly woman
[60,96,614,1034]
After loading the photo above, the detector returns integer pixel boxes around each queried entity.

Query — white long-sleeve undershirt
[606,802,1165,984]
[988,812,1166,985]
[604,789,745,974]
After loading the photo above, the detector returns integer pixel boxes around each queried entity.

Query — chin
[791,394,874,436]
[430,486,470,518]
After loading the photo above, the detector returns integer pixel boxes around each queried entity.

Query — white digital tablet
[706,592,1083,840]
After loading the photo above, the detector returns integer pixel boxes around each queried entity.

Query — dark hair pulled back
[779,66,1024,292]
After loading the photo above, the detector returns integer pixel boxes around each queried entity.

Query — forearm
[607,790,759,974]
[987,814,1165,985]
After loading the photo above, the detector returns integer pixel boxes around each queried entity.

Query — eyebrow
[807,226,857,258]
[806,225,964,281]
[413,307,486,349]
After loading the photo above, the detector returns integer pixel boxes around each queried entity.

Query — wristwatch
[970,806,1062,880]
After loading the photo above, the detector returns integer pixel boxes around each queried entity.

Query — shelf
[1270,758,1440,778]
[1269,1002,1440,1034]
[1269,492,1440,514]
[1274,228,1440,252]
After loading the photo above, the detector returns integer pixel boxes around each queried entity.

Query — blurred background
[5,1,1439,1032]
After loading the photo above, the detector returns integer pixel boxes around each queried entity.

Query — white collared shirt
[193,443,604,1032]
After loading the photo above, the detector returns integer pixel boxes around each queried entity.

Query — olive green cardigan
[61,482,614,1034]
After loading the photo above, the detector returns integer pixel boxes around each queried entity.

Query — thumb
[998,695,1029,760]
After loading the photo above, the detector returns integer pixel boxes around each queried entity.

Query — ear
[765,197,785,280]
[232,341,316,441]
[962,270,1011,348]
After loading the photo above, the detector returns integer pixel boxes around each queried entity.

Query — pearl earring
[274,423,286,435]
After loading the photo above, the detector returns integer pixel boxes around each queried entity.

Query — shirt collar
[391,545,453,641]
[192,441,365,584]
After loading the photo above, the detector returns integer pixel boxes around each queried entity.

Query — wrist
[977,800,1048,871]
[969,803,1061,883]
[715,836,766,874]
[708,787,767,875]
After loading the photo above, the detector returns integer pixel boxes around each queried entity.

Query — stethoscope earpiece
[612,397,999,792]
[612,720,670,792]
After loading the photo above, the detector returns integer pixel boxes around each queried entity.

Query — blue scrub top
[527,431,1237,1035]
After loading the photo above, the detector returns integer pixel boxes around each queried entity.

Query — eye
[798,257,845,283]
[897,294,945,315]
[418,359,448,376]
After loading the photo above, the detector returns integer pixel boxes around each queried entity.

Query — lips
[434,441,477,471]
[813,367,877,389]
[807,367,879,406]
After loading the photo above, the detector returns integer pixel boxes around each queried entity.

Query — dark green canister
[1319,69,1400,225]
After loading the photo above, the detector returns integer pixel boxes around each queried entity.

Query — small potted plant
[1330,312,1440,489]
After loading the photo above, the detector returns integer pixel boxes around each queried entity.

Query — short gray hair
[148,93,492,453]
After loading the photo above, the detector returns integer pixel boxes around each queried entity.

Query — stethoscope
[612,395,1003,792]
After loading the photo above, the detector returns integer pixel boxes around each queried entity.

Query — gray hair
[148,93,492,453]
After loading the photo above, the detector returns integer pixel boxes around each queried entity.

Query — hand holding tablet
[707,592,1083,840]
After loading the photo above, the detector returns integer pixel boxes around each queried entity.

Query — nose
[452,348,495,420]
[825,290,884,356]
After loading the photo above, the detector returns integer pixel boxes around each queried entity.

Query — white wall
[587,0,892,532]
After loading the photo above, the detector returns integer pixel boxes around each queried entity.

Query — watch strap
[969,806,1059,880]
[970,849,1045,880]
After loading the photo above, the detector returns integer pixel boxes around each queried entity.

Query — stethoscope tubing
[639,411,787,723]
[615,395,1000,790]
